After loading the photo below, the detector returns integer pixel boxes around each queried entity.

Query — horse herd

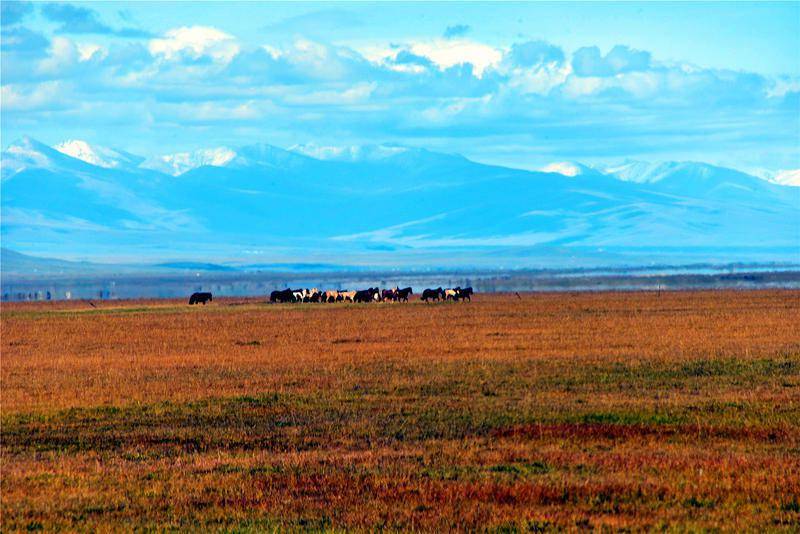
[188,286,474,305]
[269,286,473,303]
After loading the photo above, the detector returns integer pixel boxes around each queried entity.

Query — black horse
[270,288,295,303]
[421,287,444,302]
[189,292,212,305]
[456,287,474,302]
[354,288,379,303]
[395,287,413,302]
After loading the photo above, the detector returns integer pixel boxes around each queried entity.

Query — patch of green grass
[781,499,800,513]
[577,411,682,426]
[491,519,555,533]
[489,461,551,477]
[684,496,716,509]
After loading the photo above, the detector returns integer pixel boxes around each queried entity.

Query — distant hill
[155,262,238,272]
[0,248,117,276]
[2,137,798,267]
[0,248,366,277]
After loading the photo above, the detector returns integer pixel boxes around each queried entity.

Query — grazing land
[2,291,799,531]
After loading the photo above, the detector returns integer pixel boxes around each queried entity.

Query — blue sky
[2,1,798,173]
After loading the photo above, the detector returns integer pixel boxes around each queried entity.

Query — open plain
[2,290,799,531]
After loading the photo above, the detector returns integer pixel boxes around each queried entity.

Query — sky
[1,1,798,174]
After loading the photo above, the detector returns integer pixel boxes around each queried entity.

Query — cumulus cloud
[361,38,502,77]
[37,36,81,75]
[406,39,503,77]
[443,24,470,39]
[391,49,436,72]
[1,22,797,172]
[572,45,651,77]
[283,81,377,105]
[225,39,383,86]
[1,81,68,111]
[508,40,564,67]
[40,2,152,37]
[507,62,569,96]
[149,26,240,62]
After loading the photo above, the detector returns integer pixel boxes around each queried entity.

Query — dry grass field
[2,290,799,531]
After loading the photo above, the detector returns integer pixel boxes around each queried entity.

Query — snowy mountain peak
[540,161,596,177]
[601,160,783,198]
[53,139,144,170]
[8,136,62,156]
[602,160,681,183]
[232,143,308,168]
[765,169,800,187]
[289,143,410,162]
[2,137,58,178]
[142,147,237,176]
[603,160,734,185]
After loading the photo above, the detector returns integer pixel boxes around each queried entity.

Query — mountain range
[1,136,798,268]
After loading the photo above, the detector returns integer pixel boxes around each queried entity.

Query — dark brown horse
[189,292,212,305]
[270,289,295,303]
[395,287,413,301]
[421,287,444,302]
[456,287,473,301]
[354,288,380,303]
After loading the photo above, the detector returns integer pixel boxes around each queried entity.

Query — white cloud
[560,74,604,98]
[767,77,800,98]
[149,26,239,62]
[507,63,571,95]
[2,25,796,173]
[410,39,502,76]
[1,82,64,111]
[37,36,79,75]
[260,44,283,59]
[360,39,502,77]
[283,82,376,105]
[187,101,262,121]
[77,43,104,61]
[417,94,493,124]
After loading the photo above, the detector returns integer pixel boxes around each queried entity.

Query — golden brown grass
[2,290,799,531]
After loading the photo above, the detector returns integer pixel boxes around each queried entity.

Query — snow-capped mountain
[539,162,599,177]
[289,143,410,162]
[1,137,54,177]
[141,144,322,176]
[602,160,762,189]
[141,147,237,176]
[601,160,786,199]
[765,169,800,187]
[2,136,798,266]
[2,137,144,178]
[603,161,673,183]
[53,140,144,170]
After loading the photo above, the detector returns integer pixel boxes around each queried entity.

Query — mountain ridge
[2,136,798,266]
[6,136,797,187]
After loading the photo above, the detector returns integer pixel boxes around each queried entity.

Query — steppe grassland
[2,291,799,530]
